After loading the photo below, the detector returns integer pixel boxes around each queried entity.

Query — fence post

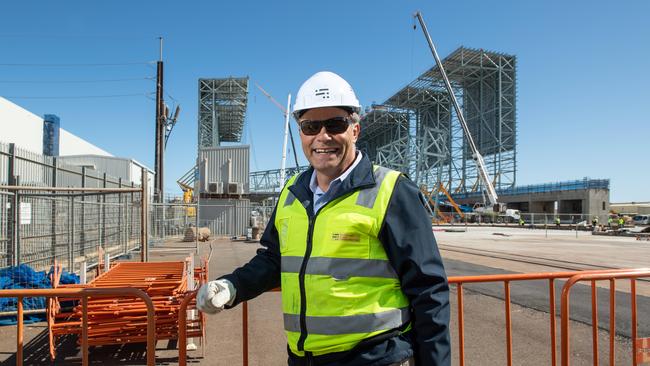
[11,188,20,267]
[80,167,86,257]
[68,195,74,272]
[129,181,135,252]
[118,178,124,255]
[101,173,106,251]
[140,168,148,262]
[8,144,18,266]
[51,157,58,265]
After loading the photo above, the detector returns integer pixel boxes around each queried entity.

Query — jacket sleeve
[220,206,281,307]
[379,176,451,365]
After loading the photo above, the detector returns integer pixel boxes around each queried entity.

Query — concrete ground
[0,226,647,365]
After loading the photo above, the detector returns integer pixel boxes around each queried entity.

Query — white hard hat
[292,71,361,119]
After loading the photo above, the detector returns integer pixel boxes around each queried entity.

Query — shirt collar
[309,150,363,193]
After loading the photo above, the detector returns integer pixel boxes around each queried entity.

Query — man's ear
[351,122,361,142]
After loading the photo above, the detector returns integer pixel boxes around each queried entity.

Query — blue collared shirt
[309,151,363,214]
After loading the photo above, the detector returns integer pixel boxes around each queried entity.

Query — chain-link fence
[1,187,143,273]
[149,203,197,245]
[1,141,150,274]
[148,201,275,243]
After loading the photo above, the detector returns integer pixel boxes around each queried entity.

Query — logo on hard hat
[315,88,330,99]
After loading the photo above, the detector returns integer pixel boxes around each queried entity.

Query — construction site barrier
[184,269,648,366]
[560,269,650,366]
[178,290,197,366]
[447,268,650,366]
[0,287,156,366]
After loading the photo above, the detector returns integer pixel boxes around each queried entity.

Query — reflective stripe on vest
[284,307,410,335]
[355,166,390,208]
[276,166,410,356]
[281,256,399,280]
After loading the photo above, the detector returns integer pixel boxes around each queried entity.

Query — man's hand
[196,279,235,314]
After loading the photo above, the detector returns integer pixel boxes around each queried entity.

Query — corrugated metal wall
[199,198,250,237]
[57,156,133,184]
[198,145,250,193]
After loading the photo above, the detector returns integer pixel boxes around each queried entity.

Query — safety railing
[560,269,650,366]
[0,287,156,366]
[183,269,648,366]
[179,290,198,366]
[448,268,650,366]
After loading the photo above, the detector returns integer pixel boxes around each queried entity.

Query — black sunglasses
[299,116,352,136]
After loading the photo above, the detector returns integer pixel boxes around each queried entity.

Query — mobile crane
[414,11,505,213]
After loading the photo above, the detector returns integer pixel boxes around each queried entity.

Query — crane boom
[255,83,300,169]
[414,11,502,211]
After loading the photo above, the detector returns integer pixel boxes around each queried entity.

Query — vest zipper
[297,215,315,352]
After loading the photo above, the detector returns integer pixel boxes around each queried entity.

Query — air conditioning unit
[208,181,223,194]
[227,182,244,195]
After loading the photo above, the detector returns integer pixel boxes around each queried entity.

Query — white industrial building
[0,96,153,187]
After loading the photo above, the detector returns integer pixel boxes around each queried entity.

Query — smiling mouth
[313,148,338,154]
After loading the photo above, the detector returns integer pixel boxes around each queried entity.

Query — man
[555,216,561,228]
[197,71,450,365]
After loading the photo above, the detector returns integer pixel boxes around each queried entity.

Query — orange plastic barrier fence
[560,268,650,366]
[0,287,156,366]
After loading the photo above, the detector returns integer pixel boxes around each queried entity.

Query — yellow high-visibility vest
[276,166,410,356]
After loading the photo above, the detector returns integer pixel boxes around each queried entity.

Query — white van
[633,215,650,225]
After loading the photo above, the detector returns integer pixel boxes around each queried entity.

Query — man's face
[298,107,360,178]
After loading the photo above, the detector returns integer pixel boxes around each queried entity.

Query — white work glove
[196,279,236,314]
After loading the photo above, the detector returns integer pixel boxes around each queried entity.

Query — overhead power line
[0,77,155,84]
[0,61,155,67]
[3,93,154,100]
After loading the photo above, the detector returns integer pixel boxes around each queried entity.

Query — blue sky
[1,0,648,202]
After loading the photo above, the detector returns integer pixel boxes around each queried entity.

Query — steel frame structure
[365,46,517,195]
[249,47,516,199]
[249,166,309,193]
[198,77,249,148]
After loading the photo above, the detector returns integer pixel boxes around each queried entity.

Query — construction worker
[197,71,450,365]
[519,217,525,226]
[592,216,599,228]
[618,216,625,228]
[608,216,613,228]
[555,216,561,227]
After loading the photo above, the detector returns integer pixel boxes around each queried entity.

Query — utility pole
[154,37,164,203]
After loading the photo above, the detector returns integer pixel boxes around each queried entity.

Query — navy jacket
[221,154,450,366]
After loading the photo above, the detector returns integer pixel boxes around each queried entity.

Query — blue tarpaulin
[0,264,79,325]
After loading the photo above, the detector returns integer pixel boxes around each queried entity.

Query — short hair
[350,112,360,124]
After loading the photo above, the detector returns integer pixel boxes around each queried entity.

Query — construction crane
[414,11,504,213]
[255,83,300,171]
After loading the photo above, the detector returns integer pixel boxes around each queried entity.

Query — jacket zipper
[297,215,315,352]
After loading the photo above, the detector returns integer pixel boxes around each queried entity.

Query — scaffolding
[359,46,517,196]
[198,77,249,148]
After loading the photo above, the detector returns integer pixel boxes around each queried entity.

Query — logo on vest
[331,233,361,242]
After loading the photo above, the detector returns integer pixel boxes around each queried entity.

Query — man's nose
[314,126,333,140]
